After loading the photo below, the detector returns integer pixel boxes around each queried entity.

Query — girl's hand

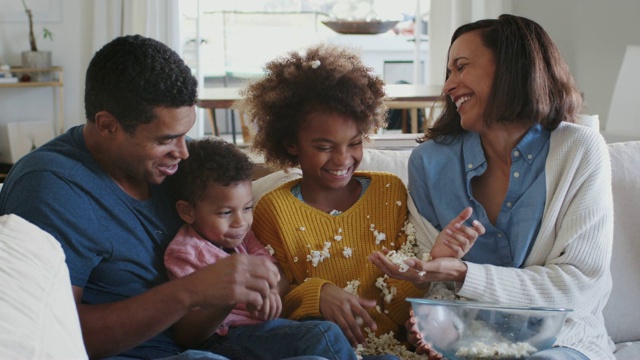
[319,283,377,346]
[368,250,468,285]
[406,309,443,360]
[431,207,485,259]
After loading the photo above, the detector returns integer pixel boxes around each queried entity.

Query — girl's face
[287,111,363,191]
[178,180,254,250]
[444,30,496,132]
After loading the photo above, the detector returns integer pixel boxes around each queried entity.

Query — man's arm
[74,255,280,359]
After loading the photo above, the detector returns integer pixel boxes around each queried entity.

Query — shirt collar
[462,131,485,173]
[514,123,550,165]
[462,123,550,172]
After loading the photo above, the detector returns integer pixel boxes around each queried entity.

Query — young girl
[164,137,359,360]
[242,43,482,358]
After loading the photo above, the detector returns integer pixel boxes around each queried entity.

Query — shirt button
[468,163,473,169]
[513,150,520,157]
[497,233,503,238]
[527,154,533,160]
[507,202,512,208]
[513,172,520,178]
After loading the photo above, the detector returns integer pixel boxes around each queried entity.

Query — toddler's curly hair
[238,43,388,169]
[168,138,253,205]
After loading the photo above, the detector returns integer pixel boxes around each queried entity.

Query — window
[179,0,429,85]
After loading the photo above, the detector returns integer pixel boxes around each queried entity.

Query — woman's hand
[368,250,469,285]
[431,207,485,259]
[319,283,377,346]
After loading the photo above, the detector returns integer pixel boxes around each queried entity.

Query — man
[0,36,350,360]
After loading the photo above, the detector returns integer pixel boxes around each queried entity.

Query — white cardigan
[410,122,615,359]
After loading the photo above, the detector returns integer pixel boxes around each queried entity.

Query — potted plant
[20,0,54,81]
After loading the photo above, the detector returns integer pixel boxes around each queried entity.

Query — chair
[602,45,640,143]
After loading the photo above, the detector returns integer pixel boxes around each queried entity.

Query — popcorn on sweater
[252,171,423,340]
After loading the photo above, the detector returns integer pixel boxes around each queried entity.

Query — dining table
[197,83,444,143]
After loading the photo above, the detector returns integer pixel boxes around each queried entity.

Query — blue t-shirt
[408,124,550,267]
[0,125,183,358]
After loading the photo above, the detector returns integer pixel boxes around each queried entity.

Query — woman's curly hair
[237,43,388,169]
[168,138,253,206]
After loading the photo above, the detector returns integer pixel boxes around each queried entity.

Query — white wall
[0,0,638,142]
[0,0,91,134]
[510,0,640,130]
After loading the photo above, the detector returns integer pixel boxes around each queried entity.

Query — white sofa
[1,141,637,359]
[252,140,640,360]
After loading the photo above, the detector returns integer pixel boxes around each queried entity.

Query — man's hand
[183,254,280,310]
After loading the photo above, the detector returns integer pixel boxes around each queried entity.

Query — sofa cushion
[613,341,640,360]
[0,214,87,359]
[603,141,640,344]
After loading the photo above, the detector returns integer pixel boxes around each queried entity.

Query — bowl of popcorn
[407,298,572,360]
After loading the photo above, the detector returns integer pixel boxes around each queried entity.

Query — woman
[369,14,614,360]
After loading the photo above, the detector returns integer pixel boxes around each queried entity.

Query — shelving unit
[0,66,64,135]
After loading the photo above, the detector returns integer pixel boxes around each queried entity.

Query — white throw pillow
[0,214,87,359]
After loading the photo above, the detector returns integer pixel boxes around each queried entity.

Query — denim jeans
[527,346,589,360]
[156,349,329,360]
[197,318,358,360]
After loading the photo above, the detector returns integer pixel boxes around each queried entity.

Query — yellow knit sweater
[252,171,423,339]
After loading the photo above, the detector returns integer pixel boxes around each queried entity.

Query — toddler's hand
[254,289,282,320]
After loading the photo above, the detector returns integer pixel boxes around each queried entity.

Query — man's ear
[94,111,120,136]
[175,200,196,224]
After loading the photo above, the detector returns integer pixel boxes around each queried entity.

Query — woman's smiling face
[444,30,496,132]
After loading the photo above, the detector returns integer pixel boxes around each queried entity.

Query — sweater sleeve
[381,178,425,326]
[252,190,332,320]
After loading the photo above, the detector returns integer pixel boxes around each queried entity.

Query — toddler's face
[189,180,254,250]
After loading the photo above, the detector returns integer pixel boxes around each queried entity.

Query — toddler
[165,137,358,360]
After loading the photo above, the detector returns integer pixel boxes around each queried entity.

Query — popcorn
[264,244,275,256]
[456,341,537,359]
[310,59,321,69]
[334,235,343,241]
[293,256,299,262]
[306,242,331,267]
[373,230,386,244]
[342,246,353,258]
[453,319,537,359]
[354,328,423,359]
[396,201,402,206]
[344,279,361,295]
[299,226,306,231]
[375,275,397,303]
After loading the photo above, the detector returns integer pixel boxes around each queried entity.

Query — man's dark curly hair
[168,138,254,206]
[84,35,198,134]
[238,43,388,170]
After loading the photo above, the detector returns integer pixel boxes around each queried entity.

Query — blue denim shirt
[408,124,550,268]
